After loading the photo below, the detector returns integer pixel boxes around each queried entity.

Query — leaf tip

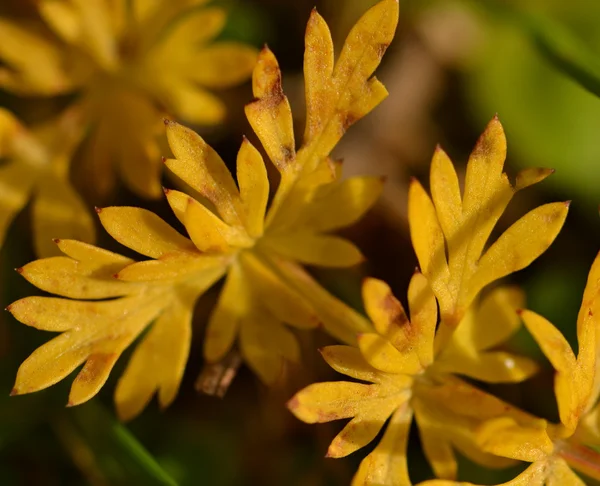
[163,118,174,126]
[5,304,12,312]
[162,186,170,195]
[9,388,19,396]
[564,200,571,209]
[94,206,103,214]
[286,395,300,412]
[14,267,23,274]
[516,308,524,316]
[161,156,167,164]
[52,238,61,244]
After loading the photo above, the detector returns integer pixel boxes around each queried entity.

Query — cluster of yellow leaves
[8,0,399,420]
[288,118,572,485]
[0,0,256,204]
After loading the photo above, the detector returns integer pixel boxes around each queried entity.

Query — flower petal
[237,137,268,238]
[189,43,258,88]
[264,232,363,267]
[320,345,386,384]
[358,333,421,375]
[408,271,438,368]
[98,206,196,258]
[0,160,36,248]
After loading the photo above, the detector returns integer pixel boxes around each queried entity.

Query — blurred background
[1,0,600,484]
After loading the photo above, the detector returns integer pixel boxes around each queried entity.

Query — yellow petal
[358,333,421,375]
[164,82,226,125]
[115,295,196,421]
[204,261,249,363]
[38,0,80,43]
[352,400,412,486]
[55,239,134,270]
[184,197,247,252]
[33,175,96,258]
[515,167,555,190]
[264,232,363,267]
[362,277,409,340]
[470,202,569,299]
[116,253,227,283]
[327,401,399,458]
[320,345,387,384]
[151,7,226,49]
[164,121,243,225]
[237,137,268,238]
[0,19,70,94]
[288,381,382,423]
[408,178,451,317]
[267,255,372,344]
[303,8,334,143]
[302,176,384,232]
[239,313,300,384]
[164,188,188,224]
[0,160,36,248]
[477,417,553,462]
[414,404,457,480]
[189,43,258,88]
[245,47,296,173]
[240,253,318,329]
[98,206,196,258]
[19,256,135,300]
[430,146,462,244]
[12,294,168,402]
[408,271,438,368]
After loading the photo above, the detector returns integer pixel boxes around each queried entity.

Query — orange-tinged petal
[515,167,555,191]
[358,333,421,375]
[245,47,296,173]
[477,417,553,462]
[240,252,318,329]
[164,121,243,225]
[204,261,249,363]
[237,137,268,238]
[302,176,383,232]
[470,202,569,299]
[19,257,136,300]
[352,400,412,486]
[189,43,258,88]
[33,174,96,258]
[98,206,196,258]
[264,232,363,267]
[68,352,120,407]
[362,277,409,342]
[239,313,300,384]
[116,253,227,283]
[115,294,197,421]
[408,178,451,318]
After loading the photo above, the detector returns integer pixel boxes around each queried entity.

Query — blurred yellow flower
[7,0,398,420]
[0,0,258,198]
[0,107,94,256]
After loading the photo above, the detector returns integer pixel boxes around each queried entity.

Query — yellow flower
[7,0,399,420]
[0,0,257,198]
[0,107,94,257]
[419,252,600,486]
[288,119,570,485]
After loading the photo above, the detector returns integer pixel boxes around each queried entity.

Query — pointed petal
[430,146,462,243]
[68,353,120,406]
[165,82,226,125]
[358,333,421,375]
[320,345,386,384]
[245,47,296,173]
[184,197,242,252]
[414,406,457,480]
[189,43,257,88]
[33,175,96,258]
[164,188,188,224]
[98,206,195,258]
[164,121,243,225]
[55,240,133,269]
[408,272,438,368]
[204,261,249,363]
[237,138,268,238]
[352,399,412,486]
[362,277,409,341]
[264,232,363,267]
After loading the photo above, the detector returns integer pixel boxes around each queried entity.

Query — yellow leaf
[0,160,36,248]
[236,138,269,238]
[320,345,391,384]
[263,232,364,267]
[55,239,134,270]
[98,206,196,258]
[164,120,243,225]
[164,188,188,224]
[245,47,296,173]
[188,43,258,88]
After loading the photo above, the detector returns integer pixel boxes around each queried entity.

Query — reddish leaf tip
[94,206,103,214]
[53,238,61,244]
[161,156,167,163]
[163,118,173,126]
[493,113,500,120]
[162,186,170,195]
[65,401,74,408]
[516,309,524,316]
[413,266,421,275]
[9,388,19,396]
[564,200,572,208]
[15,267,23,274]
[286,395,299,411]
